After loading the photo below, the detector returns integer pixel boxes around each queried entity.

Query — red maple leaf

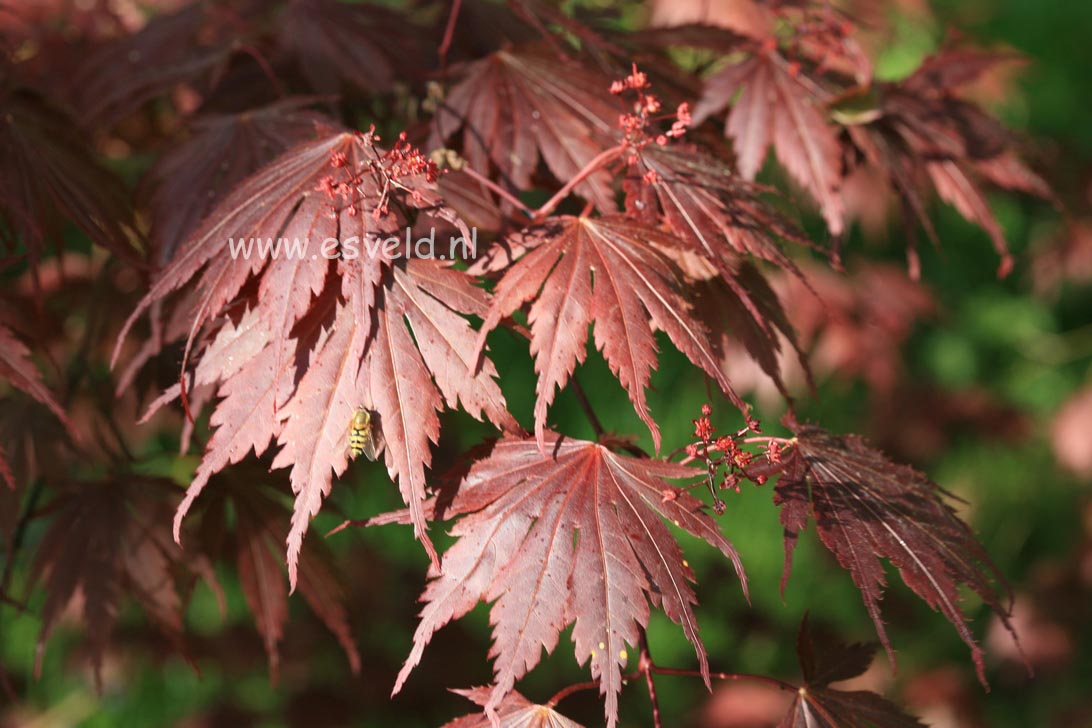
[117,99,331,395]
[429,45,620,211]
[771,419,1016,684]
[114,128,439,367]
[474,215,753,451]
[391,433,747,728]
[439,175,510,239]
[841,49,1051,276]
[778,615,927,728]
[118,129,514,586]
[694,50,845,235]
[442,687,585,728]
[624,142,806,274]
[150,260,515,589]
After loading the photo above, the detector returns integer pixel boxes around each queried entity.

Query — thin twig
[570,375,605,439]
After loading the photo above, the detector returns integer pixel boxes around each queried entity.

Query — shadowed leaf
[843,49,1051,276]
[772,420,1016,685]
[142,97,331,265]
[0,322,70,430]
[778,615,927,728]
[196,470,360,680]
[67,1,243,128]
[277,0,425,97]
[28,477,211,690]
[0,90,142,268]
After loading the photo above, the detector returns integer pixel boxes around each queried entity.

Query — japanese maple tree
[0,0,1059,726]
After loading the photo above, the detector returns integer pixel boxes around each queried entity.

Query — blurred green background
[3,0,1092,726]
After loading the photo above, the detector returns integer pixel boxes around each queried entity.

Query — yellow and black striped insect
[349,407,382,461]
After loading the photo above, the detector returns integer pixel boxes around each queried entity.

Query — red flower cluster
[315,129,441,220]
[682,404,763,510]
[611,64,692,168]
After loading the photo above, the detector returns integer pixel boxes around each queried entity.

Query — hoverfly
[349,407,382,461]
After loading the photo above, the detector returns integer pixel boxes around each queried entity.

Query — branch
[570,375,605,439]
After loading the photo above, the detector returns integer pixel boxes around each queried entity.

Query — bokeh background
[2,0,1091,726]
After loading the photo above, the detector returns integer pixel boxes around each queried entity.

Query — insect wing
[361,420,384,461]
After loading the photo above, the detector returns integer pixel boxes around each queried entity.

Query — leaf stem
[741,436,796,445]
[534,145,623,221]
[437,0,462,69]
[459,164,535,219]
[545,679,601,708]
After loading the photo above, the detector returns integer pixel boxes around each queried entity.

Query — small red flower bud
[766,441,783,463]
[675,102,692,127]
